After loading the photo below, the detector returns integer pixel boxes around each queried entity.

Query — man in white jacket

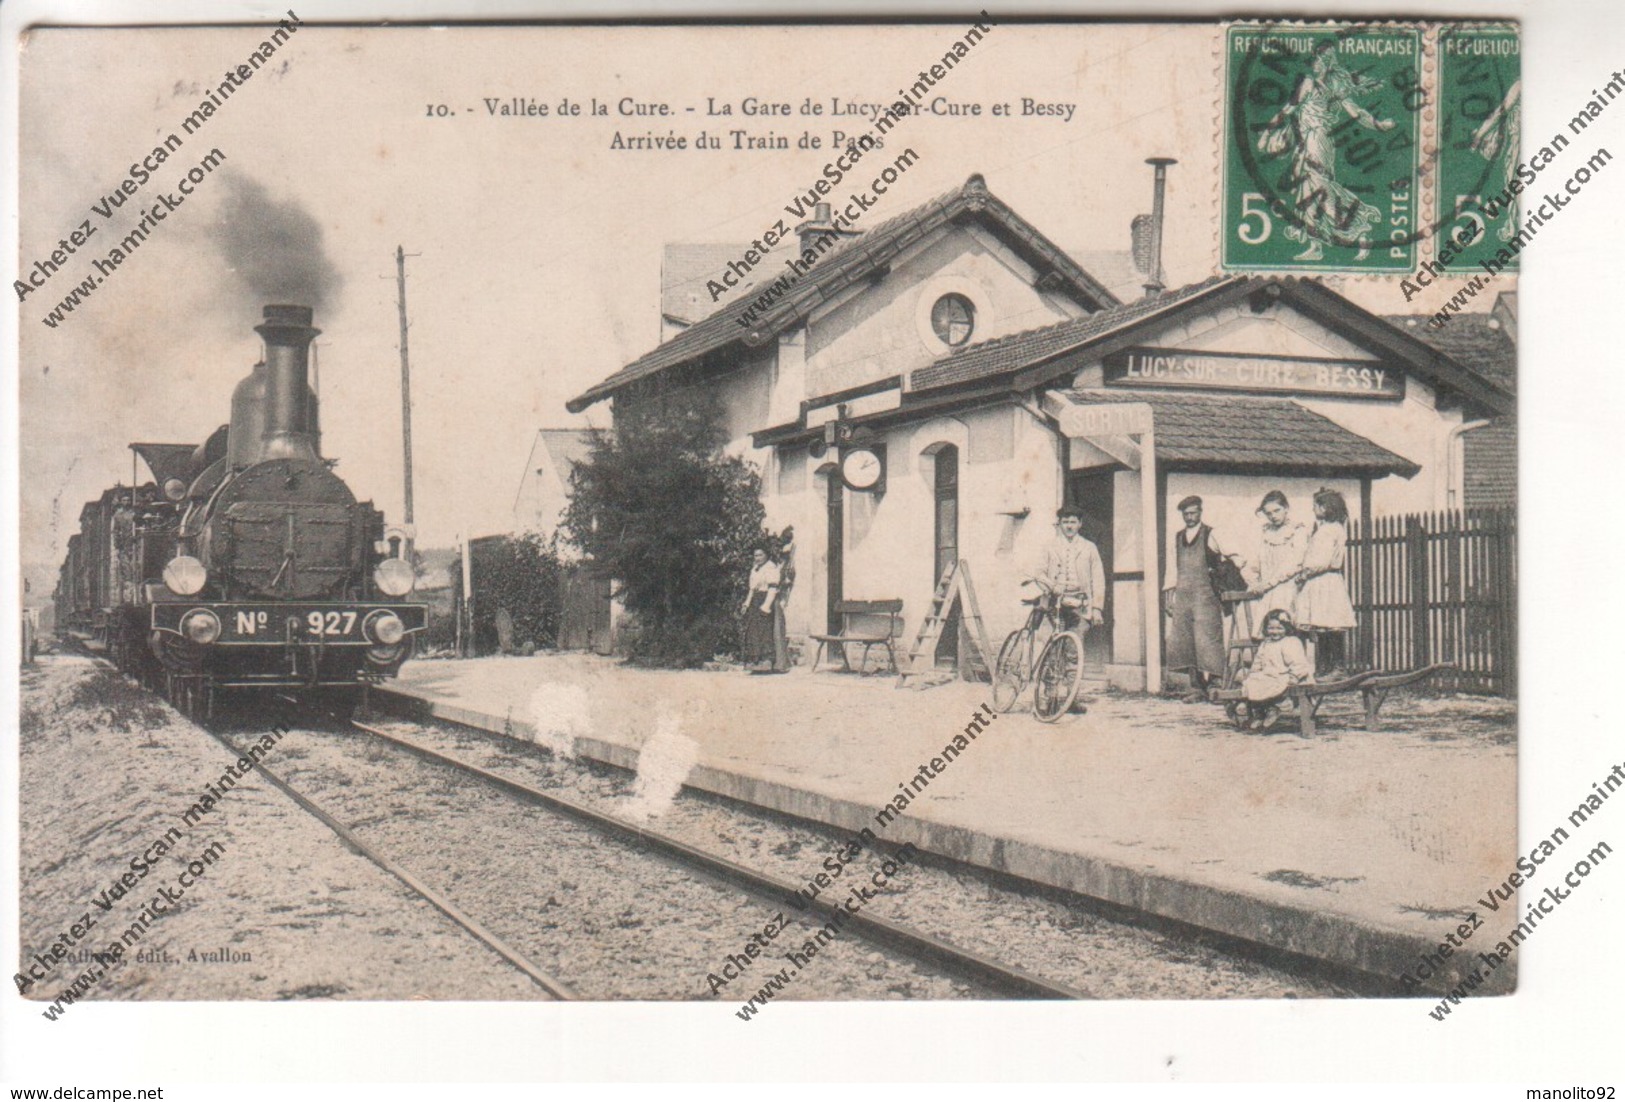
[1033,505,1105,633]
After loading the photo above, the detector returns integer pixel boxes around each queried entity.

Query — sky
[18,19,1501,574]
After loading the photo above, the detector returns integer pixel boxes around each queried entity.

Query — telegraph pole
[395,245,416,559]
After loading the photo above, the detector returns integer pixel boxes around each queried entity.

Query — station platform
[387,652,1519,995]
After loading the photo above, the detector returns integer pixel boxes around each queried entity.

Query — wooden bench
[809,600,904,674]
[1218,663,1454,737]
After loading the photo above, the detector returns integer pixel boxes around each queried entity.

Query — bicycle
[991,580,1091,722]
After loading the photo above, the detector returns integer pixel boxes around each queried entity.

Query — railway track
[200,718,579,1000]
[335,698,1374,1001]
[52,646,1358,1000]
[340,713,1089,1001]
[54,652,1040,1002]
[54,649,577,999]
[101,684,1081,1003]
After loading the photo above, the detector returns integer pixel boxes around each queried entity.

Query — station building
[568,174,1514,690]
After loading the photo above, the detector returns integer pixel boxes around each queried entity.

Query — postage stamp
[1435,25,1523,270]
[1223,24,1424,273]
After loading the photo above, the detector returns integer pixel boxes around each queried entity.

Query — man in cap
[1033,504,1106,634]
[1163,495,1244,702]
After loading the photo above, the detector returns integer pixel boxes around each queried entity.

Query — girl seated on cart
[1239,609,1315,731]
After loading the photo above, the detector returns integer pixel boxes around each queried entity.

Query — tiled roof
[1066,248,1147,301]
[914,278,1514,419]
[567,174,1121,412]
[1382,313,1517,392]
[1381,313,1516,504]
[1064,389,1421,477]
[913,276,1241,391]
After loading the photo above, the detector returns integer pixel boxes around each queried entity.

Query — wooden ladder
[897,559,996,689]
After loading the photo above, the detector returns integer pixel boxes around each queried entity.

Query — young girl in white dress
[1242,609,1314,731]
[1250,489,1308,638]
[1293,488,1358,675]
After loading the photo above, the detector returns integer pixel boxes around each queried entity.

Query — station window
[930,293,976,347]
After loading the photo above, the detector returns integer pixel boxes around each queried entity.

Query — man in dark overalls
[1162,496,1241,702]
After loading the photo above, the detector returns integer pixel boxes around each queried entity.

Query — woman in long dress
[740,546,780,671]
[1293,488,1358,674]
[1250,490,1308,637]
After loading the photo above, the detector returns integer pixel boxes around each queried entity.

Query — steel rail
[201,722,578,1000]
[347,716,1090,1001]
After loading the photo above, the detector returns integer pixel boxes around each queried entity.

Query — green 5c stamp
[1224,24,1423,272]
[1437,26,1521,270]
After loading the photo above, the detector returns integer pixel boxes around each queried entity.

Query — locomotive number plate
[303,610,360,637]
[224,607,365,641]
[152,603,428,644]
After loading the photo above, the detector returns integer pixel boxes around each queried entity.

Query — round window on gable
[930,293,976,347]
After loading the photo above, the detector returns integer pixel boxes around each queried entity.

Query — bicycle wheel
[991,629,1030,713]
[1032,631,1085,723]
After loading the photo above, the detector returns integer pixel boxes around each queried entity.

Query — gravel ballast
[19,656,1348,1009]
[19,657,545,1005]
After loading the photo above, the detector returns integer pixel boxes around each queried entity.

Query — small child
[1242,609,1314,731]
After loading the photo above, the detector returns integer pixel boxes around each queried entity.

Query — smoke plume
[214,176,342,312]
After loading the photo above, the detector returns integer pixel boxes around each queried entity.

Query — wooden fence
[1346,507,1516,696]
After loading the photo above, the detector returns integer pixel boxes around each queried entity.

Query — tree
[563,388,767,667]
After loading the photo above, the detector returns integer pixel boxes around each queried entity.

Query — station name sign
[1104,347,1404,399]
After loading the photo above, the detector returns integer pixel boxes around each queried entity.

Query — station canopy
[1048,389,1420,479]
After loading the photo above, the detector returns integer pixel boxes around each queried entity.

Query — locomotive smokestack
[255,304,321,462]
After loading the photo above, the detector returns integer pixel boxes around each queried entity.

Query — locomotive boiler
[55,304,425,715]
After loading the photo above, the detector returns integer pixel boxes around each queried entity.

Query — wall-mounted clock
[841,447,884,492]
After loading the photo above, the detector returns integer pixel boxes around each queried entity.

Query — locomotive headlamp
[365,610,406,646]
[163,555,208,595]
[163,478,187,502]
[181,608,222,645]
[374,558,415,597]
[365,642,408,668]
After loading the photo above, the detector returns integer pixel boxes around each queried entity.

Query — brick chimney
[795,202,839,256]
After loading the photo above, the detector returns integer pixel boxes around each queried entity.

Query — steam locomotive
[54,304,426,716]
